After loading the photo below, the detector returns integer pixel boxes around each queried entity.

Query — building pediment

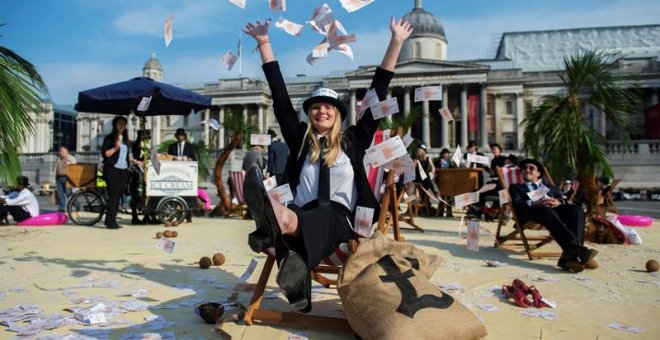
[346,59,489,79]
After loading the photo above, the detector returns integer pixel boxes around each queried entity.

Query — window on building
[504,134,517,150]
[506,100,513,115]
[414,42,421,59]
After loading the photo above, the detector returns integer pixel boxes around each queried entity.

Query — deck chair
[493,166,561,260]
[228,170,247,218]
[244,242,357,332]
[245,128,415,332]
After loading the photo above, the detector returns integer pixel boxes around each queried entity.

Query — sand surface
[0,213,658,339]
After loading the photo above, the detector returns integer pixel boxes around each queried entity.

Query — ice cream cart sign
[147,161,198,197]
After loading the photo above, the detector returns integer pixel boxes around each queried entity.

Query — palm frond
[523,50,640,208]
[0,25,50,183]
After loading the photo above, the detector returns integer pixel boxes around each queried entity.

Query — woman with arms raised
[242,17,412,312]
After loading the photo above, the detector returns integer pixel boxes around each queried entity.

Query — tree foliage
[522,51,640,213]
[0,24,49,184]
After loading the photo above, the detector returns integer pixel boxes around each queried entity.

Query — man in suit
[509,159,598,272]
[266,129,289,185]
[168,128,196,161]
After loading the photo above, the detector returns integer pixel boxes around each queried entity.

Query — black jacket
[263,61,393,223]
[267,139,289,176]
[102,134,129,167]
[167,142,196,161]
[509,181,564,216]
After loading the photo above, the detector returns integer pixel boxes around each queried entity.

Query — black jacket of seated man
[508,159,597,271]
[167,128,196,161]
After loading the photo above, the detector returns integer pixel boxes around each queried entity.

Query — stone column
[479,83,488,150]
[218,106,225,149]
[403,87,411,117]
[515,93,524,150]
[243,104,249,126]
[422,99,430,147]
[441,85,449,148]
[76,116,83,152]
[460,84,468,147]
[386,88,393,123]
[349,89,357,126]
[203,109,210,147]
[492,94,499,146]
[257,105,264,133]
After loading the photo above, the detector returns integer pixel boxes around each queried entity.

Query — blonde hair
[298,105,343,167]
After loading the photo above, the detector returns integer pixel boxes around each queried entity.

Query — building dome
[402,0,447,42]
[143,53,163,81]
[143,53,162,71]
[399,0,448,62]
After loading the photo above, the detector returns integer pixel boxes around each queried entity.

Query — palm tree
[0,24,49,184]
[210,110,255,216]
[522,51,640,215]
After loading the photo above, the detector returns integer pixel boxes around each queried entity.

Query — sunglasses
[522,165,538,171]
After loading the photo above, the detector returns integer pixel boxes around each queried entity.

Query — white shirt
[2,188,40,217]
[294,149,358,211]
[115,144,128,169]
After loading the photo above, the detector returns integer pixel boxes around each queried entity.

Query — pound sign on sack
[378,255,454,318]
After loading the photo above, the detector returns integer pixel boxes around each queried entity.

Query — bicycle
[66,163,190,226]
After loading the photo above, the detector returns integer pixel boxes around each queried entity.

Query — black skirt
[275,200,354,270]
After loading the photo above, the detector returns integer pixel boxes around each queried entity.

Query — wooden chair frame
[494,166,561,260]
[244,128,417,332]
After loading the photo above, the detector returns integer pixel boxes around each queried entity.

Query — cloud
[112,0,228,38]
[39,62,138,105]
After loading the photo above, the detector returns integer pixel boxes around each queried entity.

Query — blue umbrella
[75,77,211,116]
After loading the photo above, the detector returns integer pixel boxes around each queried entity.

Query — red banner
[468,94,479,132]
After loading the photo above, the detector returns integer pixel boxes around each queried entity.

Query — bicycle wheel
[67,190,105,226]
[156,196,188,225]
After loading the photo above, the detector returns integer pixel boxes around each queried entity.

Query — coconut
[212,253,225,266]
[646,259,659,272]
[199,256,212,269]
[585,259,599,270]
[163,230,173,238]
[164,220,172,227]
[156,231,163,238]
[171,231,178,238]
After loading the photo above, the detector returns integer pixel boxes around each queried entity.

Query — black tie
[318,137,330,205]
[532,183,539,191]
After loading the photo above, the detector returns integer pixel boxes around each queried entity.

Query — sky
[2,0,659,105]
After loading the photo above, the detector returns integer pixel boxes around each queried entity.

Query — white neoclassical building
[22,0,659,187]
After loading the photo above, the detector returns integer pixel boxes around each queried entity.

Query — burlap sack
[338,233,487,340]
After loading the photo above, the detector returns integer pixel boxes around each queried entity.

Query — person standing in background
[101,116,130,229]
[54,146,76,212]
[168,128,196,161]
[267,129,289,184]
[242,145,265,173]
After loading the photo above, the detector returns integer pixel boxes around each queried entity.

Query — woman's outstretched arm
[242,19,275,64]
[380,17,413,72]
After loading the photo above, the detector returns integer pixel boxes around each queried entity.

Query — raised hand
[242,19,271,43]
[389,17,413,42]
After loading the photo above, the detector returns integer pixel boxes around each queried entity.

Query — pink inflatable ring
[617,215,653,227]
[17,212,68,227]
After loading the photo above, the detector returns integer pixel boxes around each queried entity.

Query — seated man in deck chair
[509,159,598,273]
